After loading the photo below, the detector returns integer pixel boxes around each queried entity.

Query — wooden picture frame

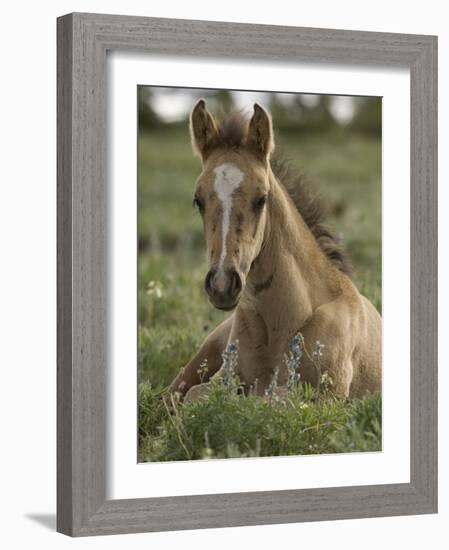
[57,12,438,536]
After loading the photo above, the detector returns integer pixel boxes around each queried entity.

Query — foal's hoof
[184,383,211,402]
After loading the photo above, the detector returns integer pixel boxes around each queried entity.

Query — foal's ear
[189,99,219,160]
[246,103,274,160]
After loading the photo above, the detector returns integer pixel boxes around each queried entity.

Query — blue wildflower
[221,340,239,386]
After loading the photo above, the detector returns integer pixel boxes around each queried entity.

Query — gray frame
[57,12,438,537]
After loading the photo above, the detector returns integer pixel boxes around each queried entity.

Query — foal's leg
[169,316,233,397]
[299,297,358,398]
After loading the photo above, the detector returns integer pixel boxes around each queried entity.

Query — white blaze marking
[213,163,244,283]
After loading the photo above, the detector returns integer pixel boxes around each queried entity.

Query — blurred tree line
[139,87,381,136]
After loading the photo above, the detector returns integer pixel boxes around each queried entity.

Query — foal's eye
[253,195,267,211]
[193,196,204,212]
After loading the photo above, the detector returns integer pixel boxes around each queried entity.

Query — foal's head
[190,100,274,311]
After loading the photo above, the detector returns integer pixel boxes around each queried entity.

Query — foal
[170,100,381,400]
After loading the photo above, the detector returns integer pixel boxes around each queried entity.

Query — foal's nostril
[205,270,215,294]
[229,270,242,297]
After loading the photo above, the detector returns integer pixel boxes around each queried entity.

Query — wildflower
[197,359,209,383]
[221,340,239,386]
[146,280,163,298]
[320,371,334,392]
[265,366,279,397]
[313,340,325,358]
[286,333,303,390]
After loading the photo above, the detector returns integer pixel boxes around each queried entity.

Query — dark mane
[271,156,352,275]
[217,112,352,276]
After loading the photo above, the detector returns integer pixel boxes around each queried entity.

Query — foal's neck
[243,170,340,331]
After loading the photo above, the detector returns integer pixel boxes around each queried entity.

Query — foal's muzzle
[205,268,242,310]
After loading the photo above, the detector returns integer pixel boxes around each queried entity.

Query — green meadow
[138,123,382,462]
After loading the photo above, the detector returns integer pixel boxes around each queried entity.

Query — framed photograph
[57,13,437,536]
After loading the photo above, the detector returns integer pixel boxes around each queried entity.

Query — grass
[138,378,382,462]
[138,123,382,462]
